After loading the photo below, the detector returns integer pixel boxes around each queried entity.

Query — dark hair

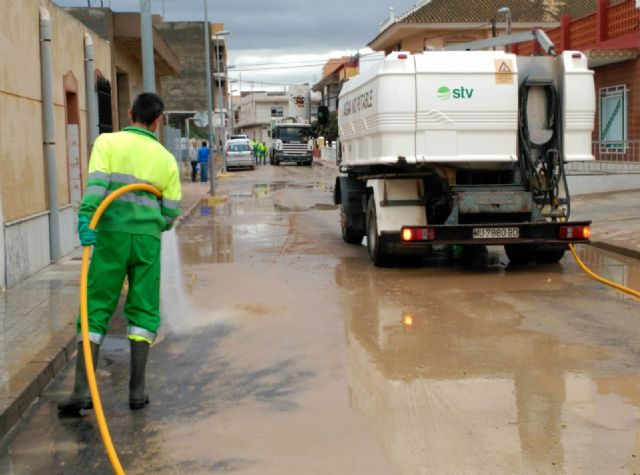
[131,93,164,126]
[201,141,207,147]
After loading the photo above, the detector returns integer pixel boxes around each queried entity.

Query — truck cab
[270,121,313,166]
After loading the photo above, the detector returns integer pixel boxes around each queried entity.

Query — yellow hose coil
[569,244,640,299]
[81,183,162,475]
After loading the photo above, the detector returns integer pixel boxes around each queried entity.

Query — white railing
[379,16,393,31]
[592,140,640,162]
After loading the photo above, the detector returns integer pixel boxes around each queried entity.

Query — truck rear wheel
[534,246,566,264]
[366,195,390,266]
[505,244,566,265]
[504,244,535,265]
[340,206,364,245]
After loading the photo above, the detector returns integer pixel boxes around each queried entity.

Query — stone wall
[157,22,208,112]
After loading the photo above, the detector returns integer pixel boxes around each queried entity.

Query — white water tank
[561,51,595,161]
[339,51,519,169]
[288,85,311,121]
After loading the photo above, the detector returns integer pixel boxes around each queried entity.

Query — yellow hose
[81,183,163,475]
[569,244,640,299]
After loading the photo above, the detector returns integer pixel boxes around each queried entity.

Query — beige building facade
[66,9,181,131]
[235,91,290,143]
[235,88,320,143]
[0,2,180,288]
[0,0,112,288]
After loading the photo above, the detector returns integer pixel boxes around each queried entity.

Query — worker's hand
[77,215,98,246]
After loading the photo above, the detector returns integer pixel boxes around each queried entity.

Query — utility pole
[214,34,228,172]
[203,0,216,195]
[140,0,155,92]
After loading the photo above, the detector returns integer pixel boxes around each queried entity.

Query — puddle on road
[176,174,640,472]
[574,245,640,294]
[335,256,640,474]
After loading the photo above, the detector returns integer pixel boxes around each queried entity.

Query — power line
[231,56,383,73]
[229,51,382,71]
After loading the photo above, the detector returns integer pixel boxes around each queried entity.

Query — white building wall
[4,214,51,288]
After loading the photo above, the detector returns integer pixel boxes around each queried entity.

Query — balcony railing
[516,0,640,54]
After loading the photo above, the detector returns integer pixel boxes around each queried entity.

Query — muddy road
[1,164,639,474]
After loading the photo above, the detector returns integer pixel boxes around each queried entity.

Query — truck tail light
[559,225,591,240]
[401,227,435,242]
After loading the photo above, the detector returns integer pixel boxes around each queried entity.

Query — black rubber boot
[129,340,150,410]
[57,342,99,416]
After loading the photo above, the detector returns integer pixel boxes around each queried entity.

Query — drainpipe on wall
[84,33,98,149]
[40,7,61,262]
[140,0,156,93]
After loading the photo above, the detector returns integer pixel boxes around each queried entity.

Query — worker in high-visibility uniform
[252,140,260,165]
[58,92,182,416]
[259,142,267,165]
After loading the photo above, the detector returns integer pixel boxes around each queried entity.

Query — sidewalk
[0,181,208,440]
[572,189,640,259]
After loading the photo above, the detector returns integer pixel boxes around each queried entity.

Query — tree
[312,111,338,142]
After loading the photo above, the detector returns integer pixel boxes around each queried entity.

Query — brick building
[369,0,595,53]
[312,56,359,113]
[515,0,640,162]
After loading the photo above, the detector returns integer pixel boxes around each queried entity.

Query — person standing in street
[198,140,210,182]
[58,92,182,416]
[252,140,260,166]
[259,142,267,165]
[189,138,198,182]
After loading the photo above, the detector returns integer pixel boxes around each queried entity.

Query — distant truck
[269,119,313,166]
[334,35,595,266]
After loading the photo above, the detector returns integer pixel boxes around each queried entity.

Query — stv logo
[437,86,475,100]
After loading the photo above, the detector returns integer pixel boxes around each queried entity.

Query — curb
[589,240,640,261]
[312,158,337,168]
[0,325,77,441]
[0,193,208,442]
[174,193,206,228]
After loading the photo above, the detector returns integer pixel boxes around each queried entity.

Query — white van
[224,138,255,170]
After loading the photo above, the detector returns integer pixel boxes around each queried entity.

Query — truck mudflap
[395,221,592,246]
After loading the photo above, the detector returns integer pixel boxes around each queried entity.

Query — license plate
[472,227,519,239]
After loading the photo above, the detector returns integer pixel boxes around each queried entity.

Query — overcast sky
[53,0,418,90]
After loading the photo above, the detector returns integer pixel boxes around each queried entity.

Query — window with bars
[599,85,628,153]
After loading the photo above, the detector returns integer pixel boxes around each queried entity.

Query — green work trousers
[77,231,161,345]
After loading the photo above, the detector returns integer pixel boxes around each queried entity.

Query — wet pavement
[0,183,207,441]
[0,164,639,474]
[573,189,640,259]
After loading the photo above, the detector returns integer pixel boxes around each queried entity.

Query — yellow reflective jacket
[79,127,182,239]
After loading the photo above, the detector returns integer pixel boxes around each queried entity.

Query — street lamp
[203,0,216,195]
[228,80,238,134]
[213,30,230,172]
[498,6,512,51]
